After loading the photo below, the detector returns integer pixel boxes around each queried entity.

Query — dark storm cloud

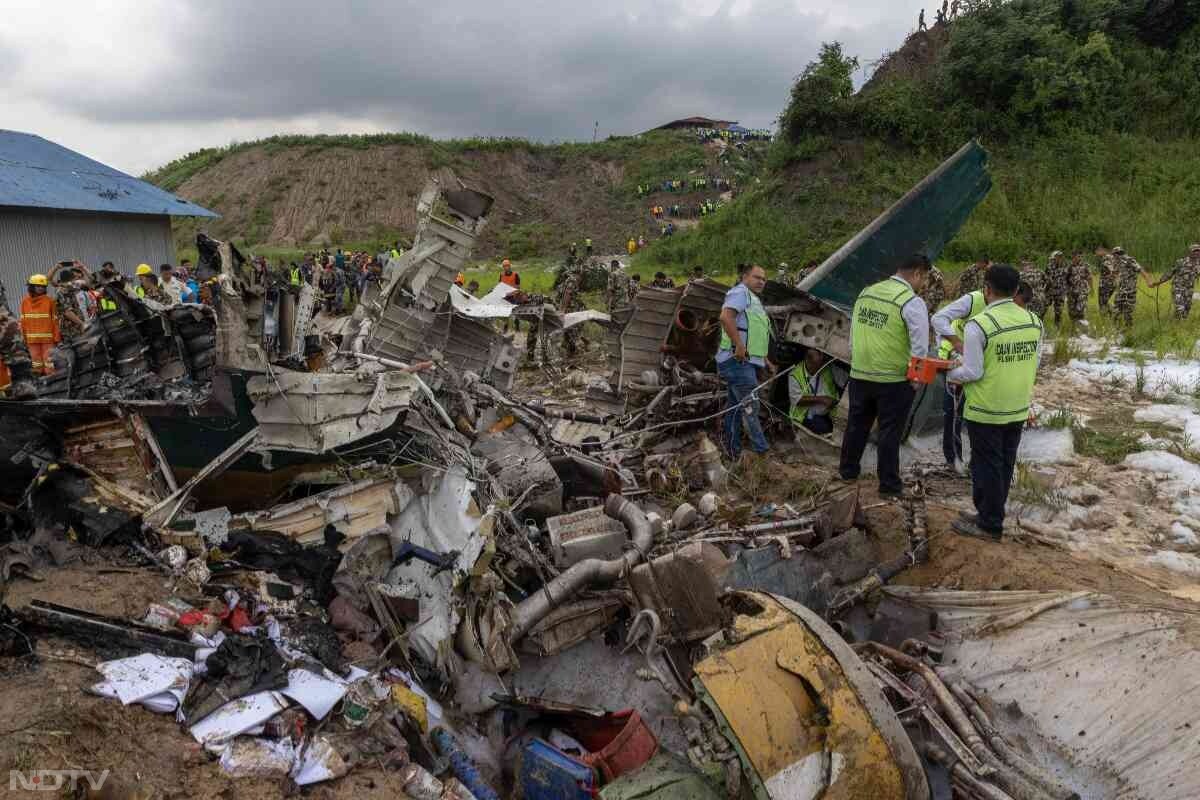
[37,0,911,140]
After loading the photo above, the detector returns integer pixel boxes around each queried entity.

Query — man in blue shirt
[716,263,772,458]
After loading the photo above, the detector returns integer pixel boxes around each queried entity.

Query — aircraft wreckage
[5,145,1179,800]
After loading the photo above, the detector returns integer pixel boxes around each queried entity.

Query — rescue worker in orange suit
[20,274,60,375]
[498,259,522,332]
[499,259,520,288]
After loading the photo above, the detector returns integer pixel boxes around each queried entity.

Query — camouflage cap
[1051,250,1063,258]
[1113,246,1125,254]
[1190,243,1200,253]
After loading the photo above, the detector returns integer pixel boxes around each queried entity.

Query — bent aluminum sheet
[247,369,420,454]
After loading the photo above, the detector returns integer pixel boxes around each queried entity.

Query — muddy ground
[0,343,1196,798]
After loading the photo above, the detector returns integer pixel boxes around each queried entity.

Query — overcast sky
[1,0,928,176]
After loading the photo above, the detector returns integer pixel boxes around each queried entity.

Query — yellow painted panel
[695,596,908,799]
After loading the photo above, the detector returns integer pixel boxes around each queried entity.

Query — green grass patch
[1041,407,1076,430]
[1072,425,1144,464]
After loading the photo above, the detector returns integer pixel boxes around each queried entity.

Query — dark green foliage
[772,0,1200,150]
[778,43,859,142]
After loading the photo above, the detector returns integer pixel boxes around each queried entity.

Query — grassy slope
[638,133,1200,275]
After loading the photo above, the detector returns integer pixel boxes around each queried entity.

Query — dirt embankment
[167,139,741,260]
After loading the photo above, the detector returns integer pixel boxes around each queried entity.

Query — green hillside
[638,0,1200,279]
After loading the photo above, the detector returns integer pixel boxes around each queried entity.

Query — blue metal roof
[0,129,217,218]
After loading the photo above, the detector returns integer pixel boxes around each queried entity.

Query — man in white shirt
[158,264,185,305]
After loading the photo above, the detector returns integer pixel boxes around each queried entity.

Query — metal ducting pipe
[508,494,653,642]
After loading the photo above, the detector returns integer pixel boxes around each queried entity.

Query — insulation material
[883,587,1200,799]
[1134,403,1200,442]
[247,370,419,454]
[240,479,410,547]
[385,466,493,673]
[1067,357,1200,399]
[1125,450,1200,530]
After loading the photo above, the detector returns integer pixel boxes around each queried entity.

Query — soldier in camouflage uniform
[1096,247,1117,313]
[1111,247,1151,326]
[54,270,87,343]
[956,257,988,296]
[1019,258,1047,319]
[1043,250,1069,326]
[1153,243,1200,320]
[1066,251,1092,323]
[556,267,585,356]
[0,305,36,399]
[919,264,946,318]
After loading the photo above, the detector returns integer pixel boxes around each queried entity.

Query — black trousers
[943,385,965,465]
[839,378,915,494]
[802,413,833,435]
[966,420,1024,534]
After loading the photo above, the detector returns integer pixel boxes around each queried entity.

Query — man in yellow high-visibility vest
[789,349,839,435]
[947,264,1044,541]
[716,263,772,458]
[839,254,932,498]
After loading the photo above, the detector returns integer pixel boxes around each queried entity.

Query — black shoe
[878,488,904,500]
[952,519,1002,542]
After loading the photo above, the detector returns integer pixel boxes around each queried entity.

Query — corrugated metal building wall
[0,209,175,306]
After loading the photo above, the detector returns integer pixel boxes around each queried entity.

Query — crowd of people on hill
[694,127,771,143]
[649,198,725,221]
[636,176,734,197]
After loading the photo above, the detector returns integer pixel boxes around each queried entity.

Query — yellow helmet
[27,274,48,287]
[136,263,154,276]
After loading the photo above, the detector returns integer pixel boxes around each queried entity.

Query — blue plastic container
[517,737,598,800]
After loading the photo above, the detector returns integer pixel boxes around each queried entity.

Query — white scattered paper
[95,653,193,706]
[281,668,348,721]
[189,691,290,746]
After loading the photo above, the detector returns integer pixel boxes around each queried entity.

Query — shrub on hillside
[778,43,859,143]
